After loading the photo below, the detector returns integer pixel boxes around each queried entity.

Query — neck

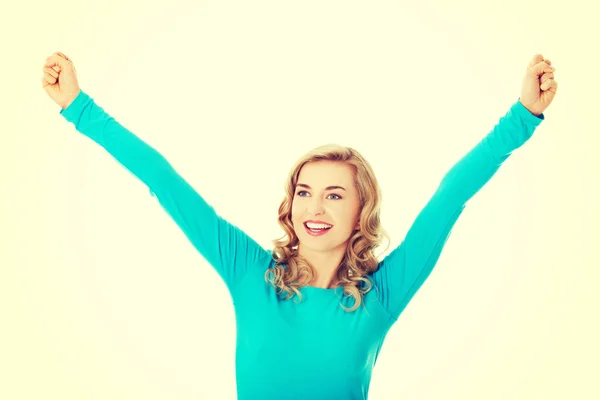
[297,243,347,289]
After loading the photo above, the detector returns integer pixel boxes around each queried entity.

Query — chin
[300,236,345,252]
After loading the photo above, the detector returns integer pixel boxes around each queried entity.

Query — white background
[2,0,598,398]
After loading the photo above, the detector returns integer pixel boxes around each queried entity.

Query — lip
[303,220,333,237]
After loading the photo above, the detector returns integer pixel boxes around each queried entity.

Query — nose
[307,197,325,216]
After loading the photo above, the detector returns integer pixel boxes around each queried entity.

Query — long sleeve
[372,99,545,320]
[59,90,271,294]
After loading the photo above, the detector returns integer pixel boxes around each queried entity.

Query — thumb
[44,52,72,71]
[529,60,555,78]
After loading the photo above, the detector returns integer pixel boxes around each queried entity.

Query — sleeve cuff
[513,98,545,126]
[59,90,92,123]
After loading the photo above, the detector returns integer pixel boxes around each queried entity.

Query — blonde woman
[42,51,557,399]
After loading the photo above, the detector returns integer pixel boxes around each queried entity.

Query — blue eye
[295,191,342,200]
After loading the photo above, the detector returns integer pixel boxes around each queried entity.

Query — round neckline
[301,285,342,293]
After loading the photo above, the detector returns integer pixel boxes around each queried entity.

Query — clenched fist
[519,54,558,117]
[42,51,81,110]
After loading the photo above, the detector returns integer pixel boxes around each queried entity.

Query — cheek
[290,201,300,223]
[341,204,357,218]
[342,205,361,228]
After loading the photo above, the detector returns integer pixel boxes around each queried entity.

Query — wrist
[518,98,541,117]
[61,92,79,110]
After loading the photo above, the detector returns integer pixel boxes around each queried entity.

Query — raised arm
[371,54,558,320]
[42,52,271,294]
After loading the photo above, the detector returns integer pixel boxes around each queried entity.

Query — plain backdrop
[2,0,598,399]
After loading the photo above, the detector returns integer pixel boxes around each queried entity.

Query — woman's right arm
[61,91,272,291]
[42,53,271,294]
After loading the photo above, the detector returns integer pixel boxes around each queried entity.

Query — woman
[42,51,557,399]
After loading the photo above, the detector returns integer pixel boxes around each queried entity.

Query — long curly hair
[264,144,391,312]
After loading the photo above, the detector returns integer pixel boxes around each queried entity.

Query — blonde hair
[264,144,391,312]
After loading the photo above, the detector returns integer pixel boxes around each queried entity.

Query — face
[291,161,361,254]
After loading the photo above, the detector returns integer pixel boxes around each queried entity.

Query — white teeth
[306,222,332,229]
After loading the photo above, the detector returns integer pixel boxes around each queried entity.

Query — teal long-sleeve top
[60,90,544,399]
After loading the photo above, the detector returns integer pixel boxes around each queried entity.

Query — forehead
[297,161,355,187]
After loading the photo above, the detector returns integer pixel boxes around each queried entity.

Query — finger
[49,52,71,63]
[543,58,551,66]
[44,56,59,68]
[44,66,59,79]
[541,78,558,92]
[540,71,554,84]
[533,60,555,71]
[528,53,545,68]
[43,71,57,85]
[53,51,70,61]
[530,60,556,77]
[44,54,69,69]
[44,59,61,73]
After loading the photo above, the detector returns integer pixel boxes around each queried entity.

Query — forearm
[438,98,544,206]
[60,90,172,191]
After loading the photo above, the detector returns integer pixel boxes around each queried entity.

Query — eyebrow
[296,183,346,191]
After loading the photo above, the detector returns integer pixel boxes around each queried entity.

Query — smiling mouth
[303,222,333,236]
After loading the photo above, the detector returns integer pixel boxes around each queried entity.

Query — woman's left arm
[372,54,558,321]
